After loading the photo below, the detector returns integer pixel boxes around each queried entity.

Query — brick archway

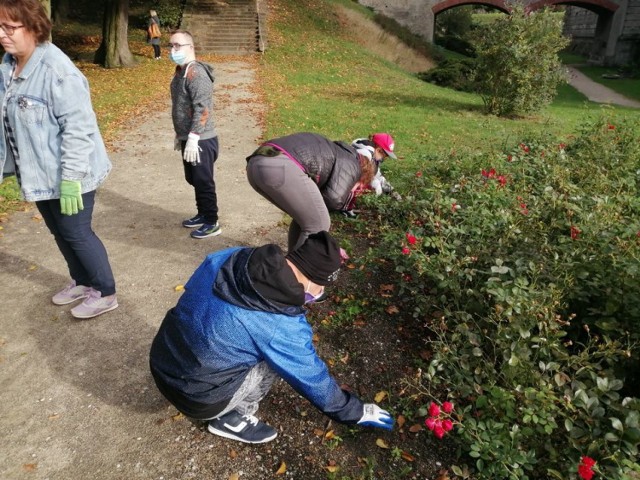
[432,0,509,14]
[432,0,619,14]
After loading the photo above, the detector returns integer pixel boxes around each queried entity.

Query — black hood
[212,247,305,316]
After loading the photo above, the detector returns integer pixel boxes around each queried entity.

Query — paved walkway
[566,65,640,108]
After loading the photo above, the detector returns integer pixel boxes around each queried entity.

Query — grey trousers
[211,362,279,419]
[247,154,331,252]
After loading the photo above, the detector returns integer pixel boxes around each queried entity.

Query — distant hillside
[335,4,435,73]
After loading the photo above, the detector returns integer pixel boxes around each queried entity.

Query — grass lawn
[576,65,640,102]
[260,0,640,188]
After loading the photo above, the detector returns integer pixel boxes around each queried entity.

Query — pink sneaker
[70,289,118,319]
[52,281,92,305]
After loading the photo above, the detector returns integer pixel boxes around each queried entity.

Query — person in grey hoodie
[169,30,221,239]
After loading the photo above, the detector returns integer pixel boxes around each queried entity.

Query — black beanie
[285,231,341,286]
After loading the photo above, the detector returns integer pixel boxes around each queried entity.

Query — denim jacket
[0,43,111,201]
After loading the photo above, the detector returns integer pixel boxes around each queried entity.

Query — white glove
[174,136,181,151]
[357,404,394,430]
[183,133,201,165]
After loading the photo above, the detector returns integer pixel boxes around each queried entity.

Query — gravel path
[566,65,640,108]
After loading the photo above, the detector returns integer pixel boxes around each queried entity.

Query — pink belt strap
[263,142,306,173]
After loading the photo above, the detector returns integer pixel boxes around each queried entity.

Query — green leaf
[610,417,624,431]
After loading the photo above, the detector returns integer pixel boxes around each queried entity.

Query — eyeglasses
[167,43,192,49]
[0,24,24,36]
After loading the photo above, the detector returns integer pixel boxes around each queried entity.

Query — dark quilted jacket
[266,132,361,211]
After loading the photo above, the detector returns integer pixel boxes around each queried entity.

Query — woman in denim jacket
[0,0,117,319]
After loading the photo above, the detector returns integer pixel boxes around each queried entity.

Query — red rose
[428,402,440,417]
[425,417,436,430]
[442,401,454,413]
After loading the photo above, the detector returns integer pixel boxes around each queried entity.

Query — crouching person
[149,231,394,444]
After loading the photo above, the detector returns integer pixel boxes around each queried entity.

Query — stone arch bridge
[358,0,639,65]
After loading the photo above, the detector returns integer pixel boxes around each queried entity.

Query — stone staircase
[180,0,264,55]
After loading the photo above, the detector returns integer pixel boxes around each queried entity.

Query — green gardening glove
[59,180,84,215]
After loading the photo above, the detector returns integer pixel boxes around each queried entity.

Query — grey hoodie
[170,61,217,140]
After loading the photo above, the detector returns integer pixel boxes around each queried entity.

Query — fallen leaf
[397,415,406,428]
[229,474,240,480]
[380,284,395,292]
[340,352,349,364]
[229,449,238,459]
[313,428,324,437]
[171,412,184,421]
[174,285,184,292]
[48,413,60,420]
[374,391,388,403]
[325,465,339,473]
[401,451,415,462]
[385,305,400,314]
[275,461,286,475]
[376,438,389,449]
[324,429,335,440]
[22,464,37,472]
[436,470,451,480]
[28,265,38,271]
[409,423,423,433]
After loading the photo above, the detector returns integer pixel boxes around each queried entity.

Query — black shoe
[207,410,277,444]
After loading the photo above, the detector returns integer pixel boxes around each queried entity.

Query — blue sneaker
[207,410,277,444]
[182,215,206,228]
[190,222,222,239]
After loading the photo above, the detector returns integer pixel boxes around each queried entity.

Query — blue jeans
[182,136,219,225]
[36,190,116,296]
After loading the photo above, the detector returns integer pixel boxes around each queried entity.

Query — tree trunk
[52,0,70,23]
[94,0,136,68]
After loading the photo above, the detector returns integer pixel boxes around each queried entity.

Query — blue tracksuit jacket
[149,247,364,423]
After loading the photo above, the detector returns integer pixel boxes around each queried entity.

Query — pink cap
[371,133,397,159]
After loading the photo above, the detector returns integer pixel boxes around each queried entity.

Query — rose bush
[358,114,640,479]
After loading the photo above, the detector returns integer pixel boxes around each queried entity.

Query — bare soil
[0,57,453,480]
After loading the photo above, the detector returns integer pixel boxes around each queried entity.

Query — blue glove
[59,180,84,216]
[357,404,394,430]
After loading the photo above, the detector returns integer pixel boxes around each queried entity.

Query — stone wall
[357,0,435,40]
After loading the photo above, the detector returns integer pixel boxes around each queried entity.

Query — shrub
[360,115,640,479]
[472,2,569,116]
[417,58,478,92]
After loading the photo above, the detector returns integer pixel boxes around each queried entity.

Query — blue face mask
[304,281,324,304]
[170,50,187,65]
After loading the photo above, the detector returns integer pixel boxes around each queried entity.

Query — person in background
[169,30,221,239]
[352,132,399,198]
[147,10,162,60]
[149,231,394,444]
[0,0,117,319]
[246,132,377,253]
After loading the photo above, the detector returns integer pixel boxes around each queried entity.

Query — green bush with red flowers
[359,114,640,479]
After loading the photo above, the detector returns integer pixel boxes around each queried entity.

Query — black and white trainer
[207,410,277,444]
